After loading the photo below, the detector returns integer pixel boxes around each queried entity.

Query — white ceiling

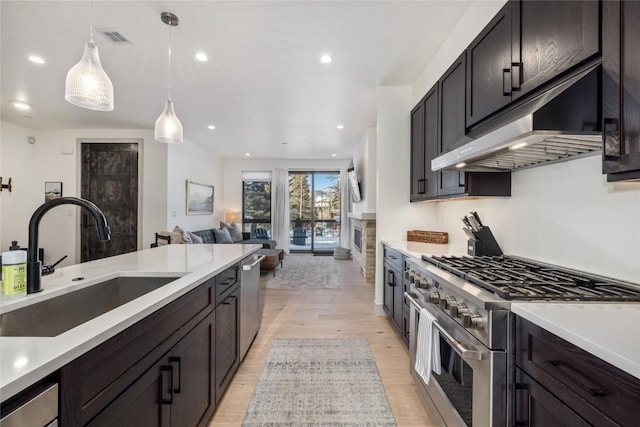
[1,0,471,159]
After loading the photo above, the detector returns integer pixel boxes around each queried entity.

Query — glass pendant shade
[65,42,114,111]
[155,99,183,143]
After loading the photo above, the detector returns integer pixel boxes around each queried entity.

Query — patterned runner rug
[261,254,340,289]
[242,338,397,426]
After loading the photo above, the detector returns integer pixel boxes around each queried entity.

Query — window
[242,171,272,238]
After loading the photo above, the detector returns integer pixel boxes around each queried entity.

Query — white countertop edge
[1,244,262,400]
[511,303,640,380]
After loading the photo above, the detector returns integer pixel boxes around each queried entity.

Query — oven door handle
[405,292,483,361]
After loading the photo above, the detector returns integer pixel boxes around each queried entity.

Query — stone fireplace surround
[348,213,376,282]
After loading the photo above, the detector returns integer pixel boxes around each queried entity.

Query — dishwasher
[0,383,58,427]
[240,254,265,361]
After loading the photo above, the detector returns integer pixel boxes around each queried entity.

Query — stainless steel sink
[0,276,179,337]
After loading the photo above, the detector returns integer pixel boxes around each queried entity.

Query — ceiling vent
[97,29,131,44]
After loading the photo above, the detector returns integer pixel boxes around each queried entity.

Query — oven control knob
[462,312,483,330]
[409,270,417,283]
[449,303,468,318]
[439,296,456,309]
[417,277,429,289]
[428,291,440,304]
[404,270,410,280]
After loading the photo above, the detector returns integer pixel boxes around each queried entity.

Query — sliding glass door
[289,171,340,253]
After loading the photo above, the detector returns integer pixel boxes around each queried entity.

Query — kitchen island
[0,243,261,406]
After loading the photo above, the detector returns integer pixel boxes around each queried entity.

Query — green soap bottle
[2,250,27,298]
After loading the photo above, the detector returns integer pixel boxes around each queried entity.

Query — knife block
[467,226,503,256]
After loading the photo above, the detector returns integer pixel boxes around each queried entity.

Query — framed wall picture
[45,181,63,202]
[186,180,214,215]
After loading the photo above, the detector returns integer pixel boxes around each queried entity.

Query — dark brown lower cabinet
[215,286,240,403]
[515,368,590,427]
[516,316,640,426]
[87,312,215,427]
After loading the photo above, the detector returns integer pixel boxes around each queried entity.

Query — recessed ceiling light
[332,153,337,157]
[282,142,288,145]
[195,52,208,62]
[207,125,216,130]
[28,55,45,64]
[245,153,251,157]
[320,54,332,64]
[301,133,308,138]
[13,102,31,110]
[336,124,344,129]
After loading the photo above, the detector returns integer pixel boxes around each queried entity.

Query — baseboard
[373,303,385,316]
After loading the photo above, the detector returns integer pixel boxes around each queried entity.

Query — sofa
[153,225,276,249]
[191,229,276,249]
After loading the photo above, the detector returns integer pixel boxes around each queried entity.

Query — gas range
[405,254,640,350]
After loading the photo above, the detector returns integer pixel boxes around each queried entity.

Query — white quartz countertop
[381,239,466,259]
[512,303,640,379]
[0,244,261,401]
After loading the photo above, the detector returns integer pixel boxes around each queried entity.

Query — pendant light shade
[65,42,114,111]
[155,12,183,144]
[154,99,183,143]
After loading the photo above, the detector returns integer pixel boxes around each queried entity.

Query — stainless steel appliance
[404,255,640,427]
[0,383,58,427]
[240,254,265,361]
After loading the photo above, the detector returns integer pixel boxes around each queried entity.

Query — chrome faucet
[27,197,111,294]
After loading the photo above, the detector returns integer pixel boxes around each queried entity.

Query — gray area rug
[261,254,340,289]
[242,338,397,427]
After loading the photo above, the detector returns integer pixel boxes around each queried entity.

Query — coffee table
[257,248,284,277]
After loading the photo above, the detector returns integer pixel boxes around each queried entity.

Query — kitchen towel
[415,308,441,384]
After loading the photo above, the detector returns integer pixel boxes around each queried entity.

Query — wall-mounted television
[347,166,362,202]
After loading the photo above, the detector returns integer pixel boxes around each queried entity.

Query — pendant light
[155,12,183,144]
[65,1,114,111]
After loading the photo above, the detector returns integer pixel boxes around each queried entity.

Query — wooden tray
[407,230,448,244]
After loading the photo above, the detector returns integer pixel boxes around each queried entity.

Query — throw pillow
[188,231,203,244]
[156,231,175,245]
[213,227,233,243]
[221,221,244,242]
[172,225,190,244]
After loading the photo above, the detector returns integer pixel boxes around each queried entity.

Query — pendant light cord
[168,25,172,101]
[89,0,94,43]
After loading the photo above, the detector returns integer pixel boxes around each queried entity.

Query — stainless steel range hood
[432,63,602,172]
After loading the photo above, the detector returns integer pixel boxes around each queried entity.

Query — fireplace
[348,214,375,282]
[353,226,362,252]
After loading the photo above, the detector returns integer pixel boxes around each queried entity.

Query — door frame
[75,138,144,264]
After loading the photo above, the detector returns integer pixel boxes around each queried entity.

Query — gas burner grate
[421,255,640,301]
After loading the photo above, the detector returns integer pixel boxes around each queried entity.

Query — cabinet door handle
[513,382,529,426]
[544,359,606,397]
[221,295,237,305]
[390,270,396,287]
[418,178,426,194]
[160,365,174,404]
[603,118,620,158]
[169,356,181,394]
[511,62,522,91]
[502,68,511,96]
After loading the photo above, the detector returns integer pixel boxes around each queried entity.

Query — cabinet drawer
[61,279,214,426]
[215,265,239,304]
[516,316,640,426]
[383,246,403,270]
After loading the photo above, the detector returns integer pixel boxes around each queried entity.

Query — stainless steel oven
[405,289,507,427]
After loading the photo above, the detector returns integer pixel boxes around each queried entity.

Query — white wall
[370,0,640,286]
[0,122,167,267]
[351,127,377,214]
[166,141,223,232]
[222,158,350,216]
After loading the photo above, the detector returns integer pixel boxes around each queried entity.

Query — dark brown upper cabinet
[602,0,640,181]
[410,84,439,201]
[466,2,513,128]
[512,1,599,102]
[439,52,470,197]
[467,1,600,131]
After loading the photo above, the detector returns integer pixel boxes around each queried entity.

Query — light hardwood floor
[209,256,441,426]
